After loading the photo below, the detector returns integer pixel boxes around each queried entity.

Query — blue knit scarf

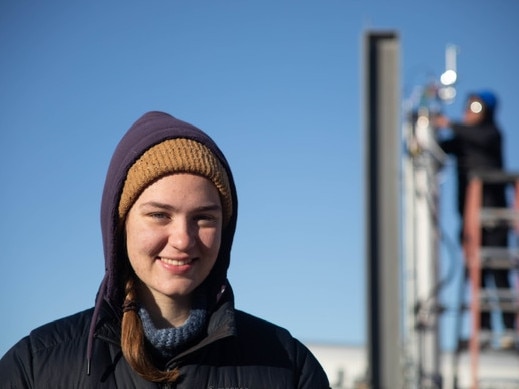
[138,298,208,360]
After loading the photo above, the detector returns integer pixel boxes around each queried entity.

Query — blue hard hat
[471,90,498,112]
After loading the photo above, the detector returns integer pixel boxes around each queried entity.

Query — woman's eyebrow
[139,201,175,211]
[195,204,222,213]
[139,202,222,212]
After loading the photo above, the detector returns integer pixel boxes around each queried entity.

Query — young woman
[0,111,330,388]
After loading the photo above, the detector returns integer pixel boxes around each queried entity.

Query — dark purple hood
[99,111,238,310]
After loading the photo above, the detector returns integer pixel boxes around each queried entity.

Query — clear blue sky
[1,1,519,357]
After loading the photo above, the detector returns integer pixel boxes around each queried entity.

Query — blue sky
[1,1,519,357]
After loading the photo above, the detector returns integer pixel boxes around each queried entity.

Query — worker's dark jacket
[440,121,506,217]
[0,290,329,388]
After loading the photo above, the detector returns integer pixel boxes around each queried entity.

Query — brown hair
[120,275,181,383]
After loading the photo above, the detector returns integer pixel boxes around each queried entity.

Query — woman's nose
[168,218,195,251]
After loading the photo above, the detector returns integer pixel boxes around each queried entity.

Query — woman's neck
[137,284,192,328]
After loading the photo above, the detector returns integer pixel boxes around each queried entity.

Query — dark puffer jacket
[0,288,329,388]
[0,111,330,388]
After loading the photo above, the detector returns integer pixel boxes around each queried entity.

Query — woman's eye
[195,214,217,223]
[149,212,169,220]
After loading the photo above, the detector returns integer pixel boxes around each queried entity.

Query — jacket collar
[93,284,238,355]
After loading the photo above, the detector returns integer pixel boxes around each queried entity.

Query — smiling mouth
[159,257,193,266]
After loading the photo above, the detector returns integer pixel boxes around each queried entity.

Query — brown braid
[121,276,181,383]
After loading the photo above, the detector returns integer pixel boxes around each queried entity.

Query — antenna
[438,44,458,102]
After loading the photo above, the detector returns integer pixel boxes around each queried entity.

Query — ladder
[460,170,519,389]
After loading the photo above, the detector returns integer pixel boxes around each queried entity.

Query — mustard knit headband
[118,138,232,225]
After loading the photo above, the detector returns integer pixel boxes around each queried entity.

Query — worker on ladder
[434,90,516,350]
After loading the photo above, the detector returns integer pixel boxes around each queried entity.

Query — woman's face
[125,173,222,304]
